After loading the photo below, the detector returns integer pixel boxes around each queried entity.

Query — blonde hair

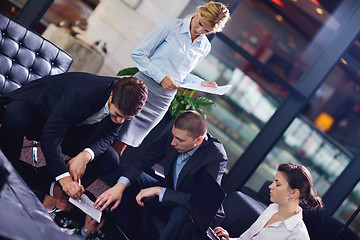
[196,1,230,32]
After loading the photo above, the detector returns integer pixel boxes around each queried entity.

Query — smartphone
[206,227,220,240]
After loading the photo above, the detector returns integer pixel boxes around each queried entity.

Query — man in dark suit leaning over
[0,72,148,200]
[94,110,228,240]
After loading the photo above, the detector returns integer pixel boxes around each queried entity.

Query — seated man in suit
[94,110,228,240]
[0,72,148,201]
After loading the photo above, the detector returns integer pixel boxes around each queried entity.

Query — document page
[178,83,232,95]
[69,194,102,223]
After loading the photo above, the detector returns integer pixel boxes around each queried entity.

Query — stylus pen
[78,178,82,203]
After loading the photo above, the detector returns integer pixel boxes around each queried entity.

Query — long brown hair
[278,163,324,211]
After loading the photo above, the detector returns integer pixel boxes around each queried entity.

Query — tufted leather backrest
[0,12,73,96]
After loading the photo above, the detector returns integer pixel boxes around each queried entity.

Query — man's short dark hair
[112,77,148,116]
[174,111,207,139]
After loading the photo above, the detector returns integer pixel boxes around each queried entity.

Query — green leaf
[194,96,215,107]
[117,67,139,76]
[183,95,197,109]
[195,107,205,117]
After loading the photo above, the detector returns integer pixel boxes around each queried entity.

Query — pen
[78,178,82,203]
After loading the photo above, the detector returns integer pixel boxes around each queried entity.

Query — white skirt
[116,72,176,147]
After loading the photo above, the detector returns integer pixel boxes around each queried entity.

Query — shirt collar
[270,204,303,231]
[180,17,192,34]
[186,145,198,157]
[283,206,304,231]
[184,134,208,156]
[105,101,110,115]
[180,17,206,46]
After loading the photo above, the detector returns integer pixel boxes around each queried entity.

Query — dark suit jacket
[1,72,122,178]
[122,130,228,207]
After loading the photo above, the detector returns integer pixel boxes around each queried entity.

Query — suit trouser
[113,172,192,240]
[0,100,120,194]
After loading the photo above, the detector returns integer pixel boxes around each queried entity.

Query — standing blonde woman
[113,1,230,155]
[214,163,323,240]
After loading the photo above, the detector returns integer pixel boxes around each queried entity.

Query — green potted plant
[117,67,215,119]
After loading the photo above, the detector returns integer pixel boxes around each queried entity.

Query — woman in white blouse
[113,2,230,155]
[214,163,323,240]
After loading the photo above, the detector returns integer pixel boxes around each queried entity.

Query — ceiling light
[275,15,284,22]
[316,8,324,14]
[341,58,348,65]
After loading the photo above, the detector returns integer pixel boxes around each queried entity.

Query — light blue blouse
[131,17,211,85]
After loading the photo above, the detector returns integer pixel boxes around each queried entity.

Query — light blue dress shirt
[118,146,198,202]
[131,17,211,85]
[173,147,198,190]
[118,145,200,202]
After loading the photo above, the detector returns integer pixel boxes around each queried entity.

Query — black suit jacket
[1,72,122,177]
[122,130,228,207]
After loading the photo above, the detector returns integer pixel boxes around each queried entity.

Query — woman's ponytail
[278,163,324,210]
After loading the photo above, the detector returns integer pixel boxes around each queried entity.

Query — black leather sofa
[0,150,73,240]
[0,12,74,239]
[0,12,72,120]
[0,12,73,96]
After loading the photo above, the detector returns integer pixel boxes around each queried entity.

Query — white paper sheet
[69,194,102,223]
[178,83,232,95]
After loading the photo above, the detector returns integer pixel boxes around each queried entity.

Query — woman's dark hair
[111,76,148,116]
[278,163,324,211]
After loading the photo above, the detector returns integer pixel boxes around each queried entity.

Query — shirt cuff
[153,71,167,84]
[159,187,166,202]
[184,73,203,85]
[49,181,56,197]
[55,172,71,182]
[81,227,92,237]
[117,176,131,188]
[84,148,95,162]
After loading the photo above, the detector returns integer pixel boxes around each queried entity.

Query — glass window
[302,58,360,154]
[333,181,360,237]
[220,0,347,85]
[192,38,281,170]
[244,117,351,196]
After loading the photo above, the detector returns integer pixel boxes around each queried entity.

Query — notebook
[186,170,225,240]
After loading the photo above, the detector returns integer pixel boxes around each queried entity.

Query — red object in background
[310,0,320,6]
[353,105,360,113]
[271,0,284,8]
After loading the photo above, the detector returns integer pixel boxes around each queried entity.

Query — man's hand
[160,76,180,91]
[213,227,229,240]
[67,150,92,181]
[53,185,73,211]
[201,81,218,88]
[83,215,105,236]
[135,186,162,207]
[58,176,84,199]
[94,182,126,212]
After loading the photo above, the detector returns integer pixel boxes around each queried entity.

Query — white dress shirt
[131,17,211,85]
[231,203,310,240]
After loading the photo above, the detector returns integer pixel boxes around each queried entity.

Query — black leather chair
[0,12,73,96]
[0,150,74,240]
[0,12,73,165]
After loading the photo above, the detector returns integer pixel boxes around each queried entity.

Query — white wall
[76,0,191,76]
